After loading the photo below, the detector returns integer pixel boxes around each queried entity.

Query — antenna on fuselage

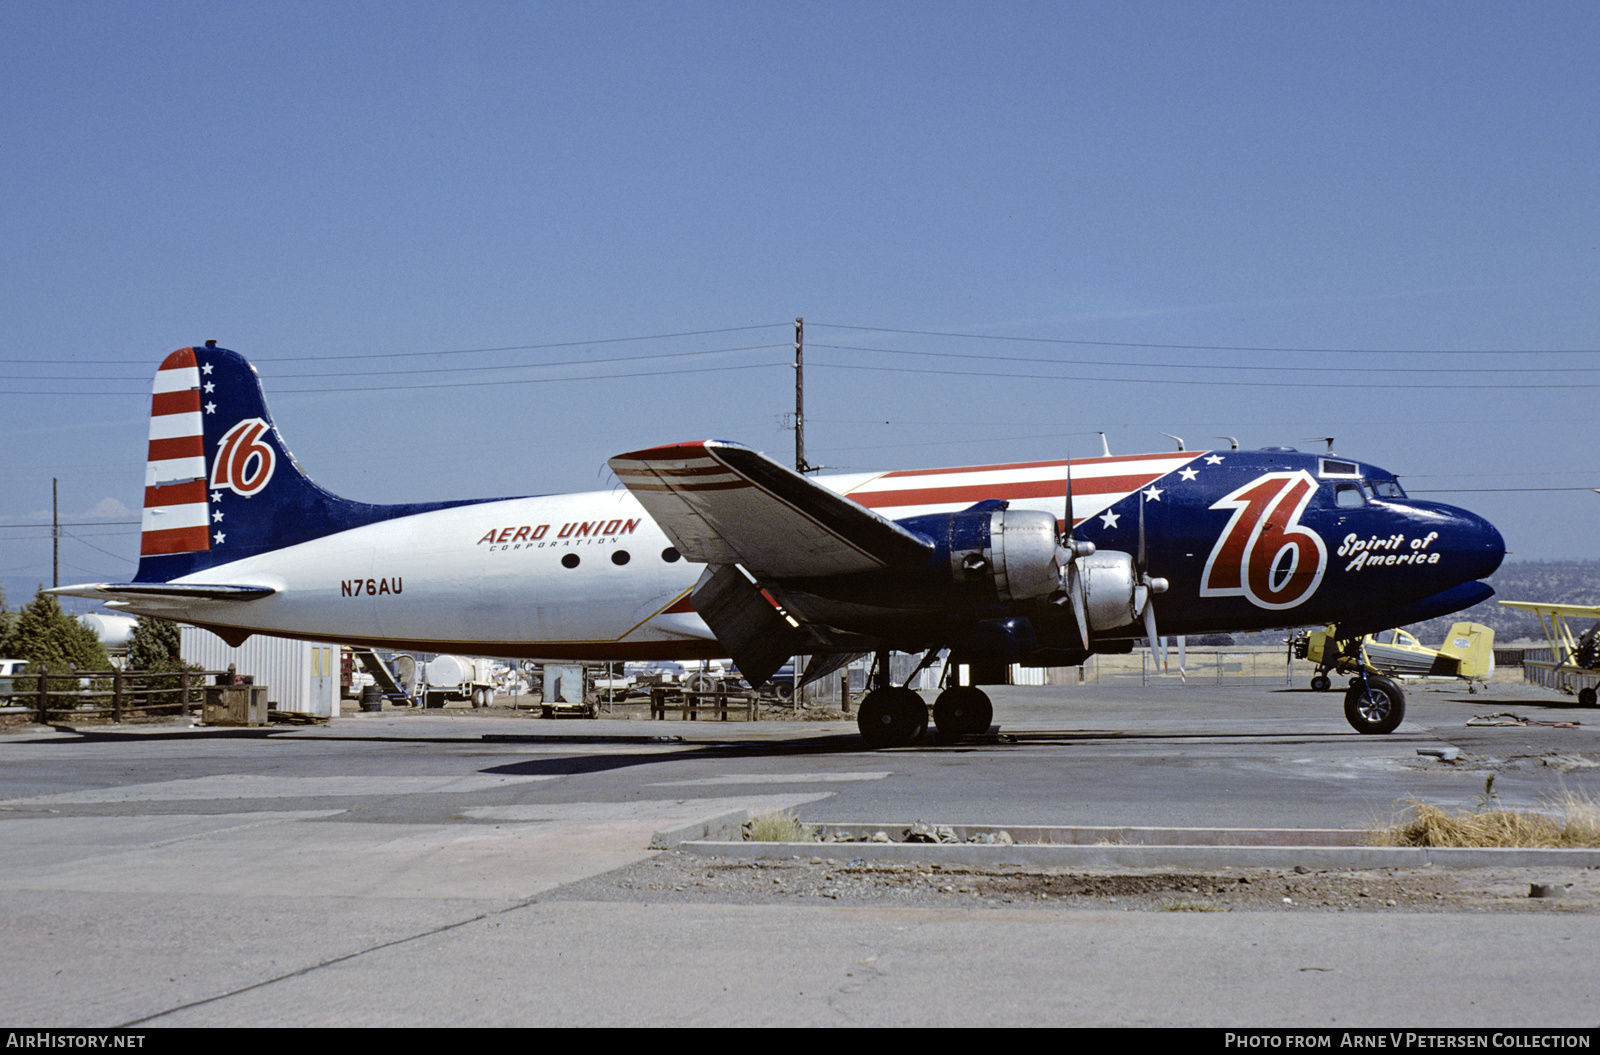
[1214,435,1239,451]
[1159,432,1186,451]
[1300,436,1337,454]
[1097,431,1112,457]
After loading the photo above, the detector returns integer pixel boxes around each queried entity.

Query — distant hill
[1226,559,1600,648]
[1405,559,1600,645]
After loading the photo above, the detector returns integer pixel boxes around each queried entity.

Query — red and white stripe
[140,347,211,556]
[845,451,1202,523]
[609,443,748,493]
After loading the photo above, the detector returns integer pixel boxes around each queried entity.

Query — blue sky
[2,1,1597,608]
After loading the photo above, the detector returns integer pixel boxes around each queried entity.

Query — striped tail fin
[142,347,213,558]
[132,344,493,585]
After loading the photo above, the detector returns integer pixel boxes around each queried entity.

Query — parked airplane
[1290,621,1495,694]
[1497,601,1600,707]
[52,345,1506,744]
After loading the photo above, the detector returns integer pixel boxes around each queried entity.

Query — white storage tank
[77,613,139,650]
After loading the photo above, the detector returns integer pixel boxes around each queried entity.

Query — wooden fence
[0,667,228,724]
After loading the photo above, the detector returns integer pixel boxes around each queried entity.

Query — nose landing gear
[1343,674,1406,735]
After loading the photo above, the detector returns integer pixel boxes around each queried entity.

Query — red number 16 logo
[1200,471,1327,610]
[210,418,277,497]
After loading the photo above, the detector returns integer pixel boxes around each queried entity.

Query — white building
[179,626,338,717]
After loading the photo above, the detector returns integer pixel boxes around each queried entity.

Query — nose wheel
[1343,674,1405,734]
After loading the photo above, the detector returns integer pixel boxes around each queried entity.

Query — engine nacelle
[1078,550,1153,631]
[801,502,1061,611]
[931,504,1060,604]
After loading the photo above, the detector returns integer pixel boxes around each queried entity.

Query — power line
[810,342,1600,376]
[1409,487,1600,494]
[812,322,1600,356]
[0,342,789,384]
[814,361,1600,390]
[0,323,789,366]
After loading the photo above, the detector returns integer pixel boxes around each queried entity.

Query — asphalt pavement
[0,677,1596,1027]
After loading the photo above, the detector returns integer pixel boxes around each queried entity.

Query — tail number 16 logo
[210,418,277,497]
[1200,471,1327,610]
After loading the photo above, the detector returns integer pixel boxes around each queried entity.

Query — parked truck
[421,655,496,708]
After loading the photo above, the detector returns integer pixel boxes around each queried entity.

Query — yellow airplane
[1291,622,1496,693]
[1497,601,1600,707]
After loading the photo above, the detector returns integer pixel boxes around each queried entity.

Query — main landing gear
[855,652,994,748]
[857,686,927,748]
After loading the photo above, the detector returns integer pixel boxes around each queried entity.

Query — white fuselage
[149,452,1197,658]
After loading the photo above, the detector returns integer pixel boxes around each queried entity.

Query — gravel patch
[544,850,1600,913]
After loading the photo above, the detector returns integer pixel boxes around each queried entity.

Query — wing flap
[609,441,933,577]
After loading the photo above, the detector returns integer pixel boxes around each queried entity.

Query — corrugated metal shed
[179,627,337,716]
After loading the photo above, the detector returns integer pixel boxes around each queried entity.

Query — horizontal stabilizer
[48,582,277,606]
[609,441,934,577]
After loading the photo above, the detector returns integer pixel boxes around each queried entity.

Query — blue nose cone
[1409,500,1506,582]
[1456,508,1506,582]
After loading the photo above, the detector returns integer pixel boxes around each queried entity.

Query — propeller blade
[1143,597,1166,672]
[1060,453,1092,650]
[1137,492,1147,572]
[1069,560,1089,650]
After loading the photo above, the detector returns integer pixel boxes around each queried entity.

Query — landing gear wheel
[1343,675,1405,735]
[857,687,928,748]
[1579,686,1597,708]
[933,686,993,737]
[1310,674,1331,692]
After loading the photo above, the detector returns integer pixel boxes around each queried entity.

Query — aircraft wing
[608,441,935,577]
[1498,601,1600,617]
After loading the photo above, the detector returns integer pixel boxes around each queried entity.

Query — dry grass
[742,810,819,843]
[1153,898,1228,912]
[1375,790,1600,849]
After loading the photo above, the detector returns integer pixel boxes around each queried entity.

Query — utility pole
[52,477,59,588]
[793,317,810,474]
[792,318,808,707]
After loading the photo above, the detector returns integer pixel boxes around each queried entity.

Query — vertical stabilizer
[133,345,491,584]
[1438,621,1495,679]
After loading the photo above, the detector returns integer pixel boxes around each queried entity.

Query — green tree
[8,590,110,672]
[5,590,111,713]
[126,616,195,709]
[0,586,14,656]
[127,616,182,671]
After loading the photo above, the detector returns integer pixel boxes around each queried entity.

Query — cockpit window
[1333,483,1365,508]
[1370,479,1405,499]
[1320,458,1359,478]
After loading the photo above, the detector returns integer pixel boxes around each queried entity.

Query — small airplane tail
[1437,621,1495,679]
[136,345,479,584]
